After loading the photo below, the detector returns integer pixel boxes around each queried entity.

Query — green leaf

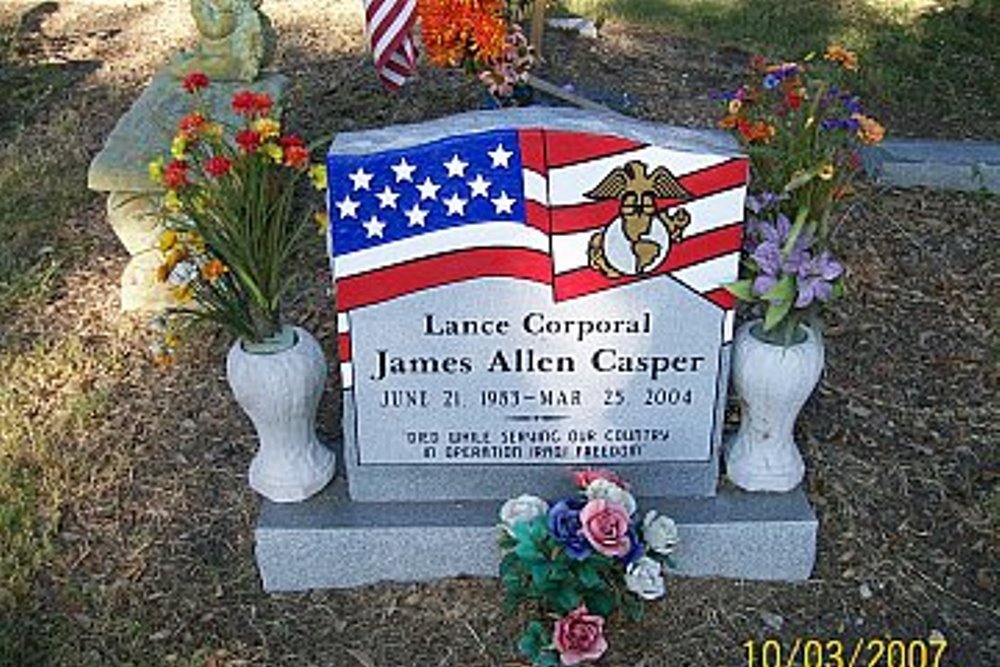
[583,589,616,617]
[763,297,793,332]
[552,586,581,613]
[725,278,755,301]
[783,170,815,192]
[537,649,561,667]
[761,274,794,303]
[516,539,542,562]
[575,563,604,589]
[518,630,540,660]
[621,591,644,622]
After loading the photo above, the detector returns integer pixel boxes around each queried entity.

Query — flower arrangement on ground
[498,470,678,666]
[147,72,326,361]
[417,0,536,106]
[717,45,885,345]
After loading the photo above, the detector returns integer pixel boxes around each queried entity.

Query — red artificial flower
[283,145,310,169]
[232,90,274,117]
[177,111,207,138]
[784,88,804,111]
[737,118,775,143]
[162,160,189,189]
[204,155,233,177]
[235,129,261,153]
[232,90,257,115]
[182,72,210,94]
[279,134,305,148]
[252,92,273,116]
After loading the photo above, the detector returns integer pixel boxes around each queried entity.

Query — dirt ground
[0,1,997,665]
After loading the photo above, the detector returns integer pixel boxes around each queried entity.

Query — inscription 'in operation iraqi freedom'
[328,125,748,466]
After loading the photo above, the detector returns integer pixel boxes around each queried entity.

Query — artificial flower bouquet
[147,72,326,363]
[718,45,885,345]
[498,470,678,666]
[417,0,536,106]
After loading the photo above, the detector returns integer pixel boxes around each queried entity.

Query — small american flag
[363,0,418,90]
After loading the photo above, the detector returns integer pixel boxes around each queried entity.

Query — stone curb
[862,138,1000,194]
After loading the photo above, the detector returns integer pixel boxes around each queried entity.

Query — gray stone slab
[329,106,739,158]
[255,474,817,591]
[88,71,288,193]
[864,138,1000,194]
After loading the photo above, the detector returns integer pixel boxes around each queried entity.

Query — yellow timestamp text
[743,637,948,667]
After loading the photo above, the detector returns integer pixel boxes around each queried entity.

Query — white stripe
[340,362,354,389]
[723,310,735,342]
[551,230,593,274]
[379,66,406,87]
[337,313,349,333]
[373,0,415,61]
[547,146,730,207]
[523,169,547,204]
[364,0,394,42]
[335,221,549,277]
[671,252,740,293]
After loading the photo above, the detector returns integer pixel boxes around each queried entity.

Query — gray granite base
[255,476,817,591]
[863,138,1000,194]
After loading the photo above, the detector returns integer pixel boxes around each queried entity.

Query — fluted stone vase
[226,325,335,502]
[725,320,825,492]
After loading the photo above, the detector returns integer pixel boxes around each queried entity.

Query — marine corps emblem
[585,160,693,278]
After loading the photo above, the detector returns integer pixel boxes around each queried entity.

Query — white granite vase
[725,320,825,492]
[226,325,335,502]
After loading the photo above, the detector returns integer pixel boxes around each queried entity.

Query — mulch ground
[1,1,997,665]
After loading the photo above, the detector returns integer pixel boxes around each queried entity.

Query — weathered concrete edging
[863,138,1000,194]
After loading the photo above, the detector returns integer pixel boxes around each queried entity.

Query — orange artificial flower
[283,145,310,169]
[178,112,207,138]
[852,113,885,144]
[418,0,506,67]
[825,44,859,71]
[201,258,228,282]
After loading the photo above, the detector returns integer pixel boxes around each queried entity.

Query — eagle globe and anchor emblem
[585,160,693,278]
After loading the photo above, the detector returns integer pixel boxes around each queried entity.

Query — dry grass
[0,1,997,665]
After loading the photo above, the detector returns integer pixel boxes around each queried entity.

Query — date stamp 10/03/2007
[743,637,949,667]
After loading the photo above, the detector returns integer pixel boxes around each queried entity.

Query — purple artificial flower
[795,251,844,307]
[547,497,593,560]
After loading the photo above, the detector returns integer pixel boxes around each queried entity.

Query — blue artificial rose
[547,497,593,560]
[616,526,644,566]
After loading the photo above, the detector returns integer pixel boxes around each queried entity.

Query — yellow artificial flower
[728,99,742,114]
[262,142,283,164]
[203,122,224,139]
[173,283,194,303]
[313,211,329,235]
[819,164,835,180]
[252,117,281,140]
[163,190,182,212]
[191,195,207,214]
[309,163,327,191]
[171,135,188,160]
[148,157,164,184]
[158,229,177,252]
[853,114,885,145]
[185,231,206,253]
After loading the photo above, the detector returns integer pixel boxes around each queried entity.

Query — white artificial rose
[499,494,549,533]
[624,556,665,600]
[643,510,679,555]
[585,478,637,516]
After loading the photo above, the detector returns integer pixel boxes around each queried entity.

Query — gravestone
[255,108,817,590]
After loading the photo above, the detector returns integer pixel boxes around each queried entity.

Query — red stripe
[370,2,407,62]
[336,248,552,311]
[553,223,743,302]
[703,287,736,309]
[519,129,547,174]
[338,332,351,362]
[550,157,750,234]
[545,131,644,168]
[525,200,550,233]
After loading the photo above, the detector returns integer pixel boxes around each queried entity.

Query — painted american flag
[363,0,418,90]
[327,128,749,387]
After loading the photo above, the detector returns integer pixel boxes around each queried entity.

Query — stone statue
[170,0,275,82]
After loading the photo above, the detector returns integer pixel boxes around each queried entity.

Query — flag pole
[530,0,546,60]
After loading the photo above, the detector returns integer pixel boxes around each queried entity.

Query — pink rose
[553,605,608,665]
[579,498,632,557]
[573,468,630,490]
